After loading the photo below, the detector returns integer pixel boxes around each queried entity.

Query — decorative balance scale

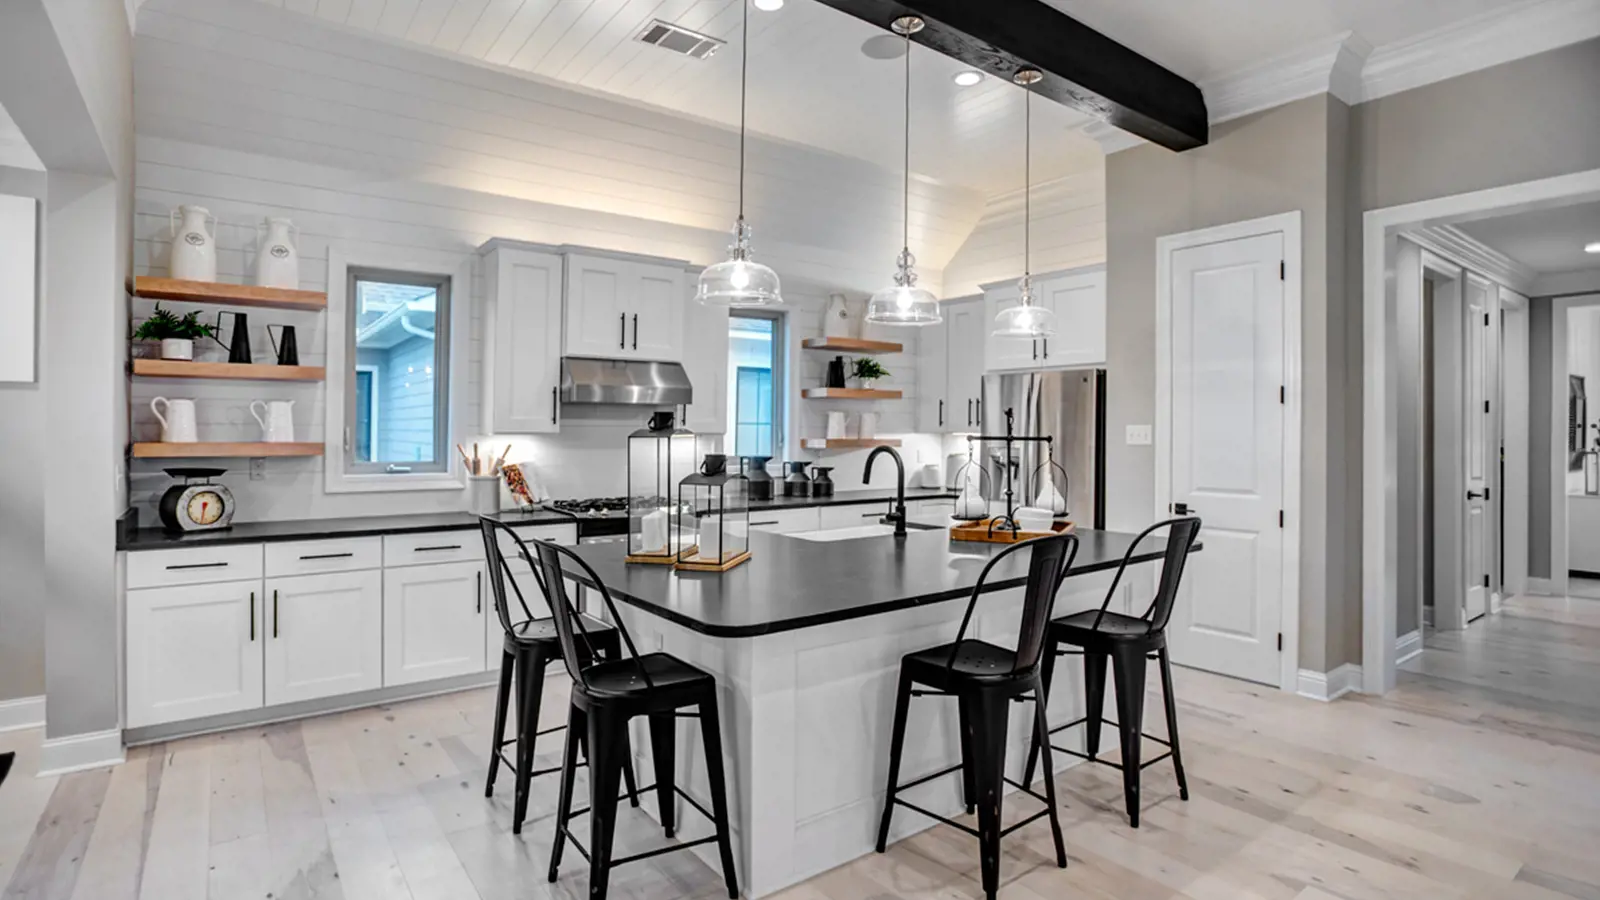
[949,408,1073,544]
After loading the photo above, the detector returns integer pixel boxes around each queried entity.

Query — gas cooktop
[548,497,629,517]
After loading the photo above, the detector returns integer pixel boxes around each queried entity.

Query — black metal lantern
[675,453,752,572]
[626,413,697,565]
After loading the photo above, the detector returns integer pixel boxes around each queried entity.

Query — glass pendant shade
[866,249,940,325]
[697,219,782,307]
[992,276,1056,337]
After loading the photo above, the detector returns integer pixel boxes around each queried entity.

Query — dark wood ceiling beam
[812,0,1208,151]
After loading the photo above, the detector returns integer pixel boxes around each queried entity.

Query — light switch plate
[1125,425,1153,446]
[250,457,266,480]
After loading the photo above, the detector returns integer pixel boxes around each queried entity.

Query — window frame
[345,266,452,476]
[733,365,775,458]
[354,363,380,464]
[324,246,471,494]
[728,309,785,460]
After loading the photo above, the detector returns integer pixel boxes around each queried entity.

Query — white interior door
[1464,275,1494,621]
[1165,232,1286,686]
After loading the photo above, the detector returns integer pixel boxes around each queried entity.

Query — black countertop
[566,527,1184,638]
[118,488,955,551]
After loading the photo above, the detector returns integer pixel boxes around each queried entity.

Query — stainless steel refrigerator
[983,368,1107,529]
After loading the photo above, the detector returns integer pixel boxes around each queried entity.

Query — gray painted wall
[1105,94,1351,673]
[0,165,47,704]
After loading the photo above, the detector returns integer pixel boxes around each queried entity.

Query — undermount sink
[789,521,943,542]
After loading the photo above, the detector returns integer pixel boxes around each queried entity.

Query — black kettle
[783,461,811,498]
[744,456,774,500]
[810,466,835,498]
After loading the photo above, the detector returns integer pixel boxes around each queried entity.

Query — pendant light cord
[738,0,749,221]
[902,28,911,253]
[1024,89,1031,279]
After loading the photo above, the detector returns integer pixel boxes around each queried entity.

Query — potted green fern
[132,304,217,361]
[851,356,889,390]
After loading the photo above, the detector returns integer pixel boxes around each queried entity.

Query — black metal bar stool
[875,531,1079,900]
[478,519,640,835]
[1022,516,1202,828]
[522,537,739,900]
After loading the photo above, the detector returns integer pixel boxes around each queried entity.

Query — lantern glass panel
[677,467,751,567]
[628,425,696,559]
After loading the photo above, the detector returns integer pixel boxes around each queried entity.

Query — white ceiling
[247,0,1104,196]
[1039,0,1537,82]
[0,101,44,171]
[1457,201,1600,274]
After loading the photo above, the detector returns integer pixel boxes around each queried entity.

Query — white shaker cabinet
[916,313,949,432]
[983,265,1106,372]
[564,253,686,363]
[264,570,383,706]
[127,580,264,728]
[682,289,729,433]
[481,243,564,433]
[916,298,985,434]
[383,560,488,686]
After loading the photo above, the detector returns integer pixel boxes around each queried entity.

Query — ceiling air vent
[635,19,723,60]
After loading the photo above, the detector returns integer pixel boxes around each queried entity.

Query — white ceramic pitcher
[250,399,295,442]
[253,217,300,288]
[169,205,217,282]
[150,397,198,443]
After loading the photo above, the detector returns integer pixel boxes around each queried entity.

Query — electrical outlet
[1125,425,1153,446]
[250,457,266,481]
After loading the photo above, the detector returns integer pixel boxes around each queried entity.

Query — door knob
[1466,490,1486,500]
[1171,502,1197,515]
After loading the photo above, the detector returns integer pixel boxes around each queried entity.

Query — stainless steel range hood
[560,357,694,406]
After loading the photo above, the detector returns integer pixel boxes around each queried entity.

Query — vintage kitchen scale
[158,468,237,532]
[950,408,1074,544]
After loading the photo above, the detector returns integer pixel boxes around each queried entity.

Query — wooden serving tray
[675,550,752,573]
[626,547,693,566]
[950,518,1075,544]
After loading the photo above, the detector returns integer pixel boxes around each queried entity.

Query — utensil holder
[468,475,501,514]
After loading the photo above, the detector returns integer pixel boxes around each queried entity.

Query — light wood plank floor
[4,593,1599,900]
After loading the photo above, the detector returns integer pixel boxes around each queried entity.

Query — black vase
[783,461,811,498]
[825,356,847,389]
[810,466,834,498]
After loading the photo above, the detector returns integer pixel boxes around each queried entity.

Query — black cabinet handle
[476,571,482,614]
[167,561,228,570]
[552,385,558,425]
[976,397,981,424]
[414,544,462,552]
[751,520,781,527]
[299,552,353,561]
[249,591,256,642]
[1043,338,1049,360]
[273,589,279,639]
[938,399,944,427]
[632,314,638,350]
[619,312,626,349]
[967,399,972,427]
[1032,340,1038,361]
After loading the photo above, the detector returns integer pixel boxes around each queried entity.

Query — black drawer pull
[166,561,229,570]
[299,552,354,560]
[750,520,781,527]
[414,544,463,552]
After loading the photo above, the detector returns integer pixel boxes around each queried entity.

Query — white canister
[150,397,198,443]
[859,411,880,440]
[253,217,300,288]
[826,411,847,439]
[249,399,295,442]
[468,475,501,515]
[169,205,218,282]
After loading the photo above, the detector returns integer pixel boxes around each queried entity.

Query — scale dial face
[186,491,225,526]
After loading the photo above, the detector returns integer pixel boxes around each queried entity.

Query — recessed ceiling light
[753,0,783,10]
[1587,241,1600,254]
[953,71,983,86]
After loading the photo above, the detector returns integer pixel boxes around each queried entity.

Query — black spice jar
[810,466,835,498]
[783,461,811,498]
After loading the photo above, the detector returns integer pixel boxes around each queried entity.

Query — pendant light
[865,16,941,327]
[697,0,782,307]
[992,68,1056,338]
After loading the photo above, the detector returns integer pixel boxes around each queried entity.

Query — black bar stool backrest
[1089,516,1203,634]
[947,531,1080,676]
[527,537,657,692]
[477,518,541,640]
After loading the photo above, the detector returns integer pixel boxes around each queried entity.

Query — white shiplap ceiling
[245,0,1104,196]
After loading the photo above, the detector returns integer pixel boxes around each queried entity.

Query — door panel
[945,300,986,431]
[631,264,685,361]
[1037,270,1106,367]
[565,255,627,358]
[984,285,1039,372]
[1463,275,1493,621]
[487,247,562,433]
[265,571,383,705]
[1166,231,1286,686]
[127,581,264,728]
[384,561,487,686]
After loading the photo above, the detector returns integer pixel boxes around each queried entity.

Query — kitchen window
[345,267,451,475]
[727,311,782,458]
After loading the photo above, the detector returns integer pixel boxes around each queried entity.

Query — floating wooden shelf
[801,387,902,400]
[131,442,324,459]
[801,438,903,451]
[131,277,327,311]
[132,359,326,382]
[801,337,904,354]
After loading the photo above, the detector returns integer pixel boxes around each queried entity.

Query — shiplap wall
[941,167,1108,298]
[128,0,963,519]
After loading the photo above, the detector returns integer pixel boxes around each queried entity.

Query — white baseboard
[1527,577,1555,595]
[1395,630,1424,666]
[37,729,125,777]
[1297,664,1363,702]
[0,695,45,733]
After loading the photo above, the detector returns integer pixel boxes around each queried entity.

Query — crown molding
[1359,0,1600,102]
[1402,224,1537,293]
[1201,32,1372,124]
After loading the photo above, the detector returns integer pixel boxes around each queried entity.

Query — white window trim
[325,245,471,494]
[354,363,381,461]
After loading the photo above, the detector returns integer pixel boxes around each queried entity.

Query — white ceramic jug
[250,399,295,442]
[253,217,300,288]
[169,205,217,282]
[151,397,198,443]
[823,293,853,339]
